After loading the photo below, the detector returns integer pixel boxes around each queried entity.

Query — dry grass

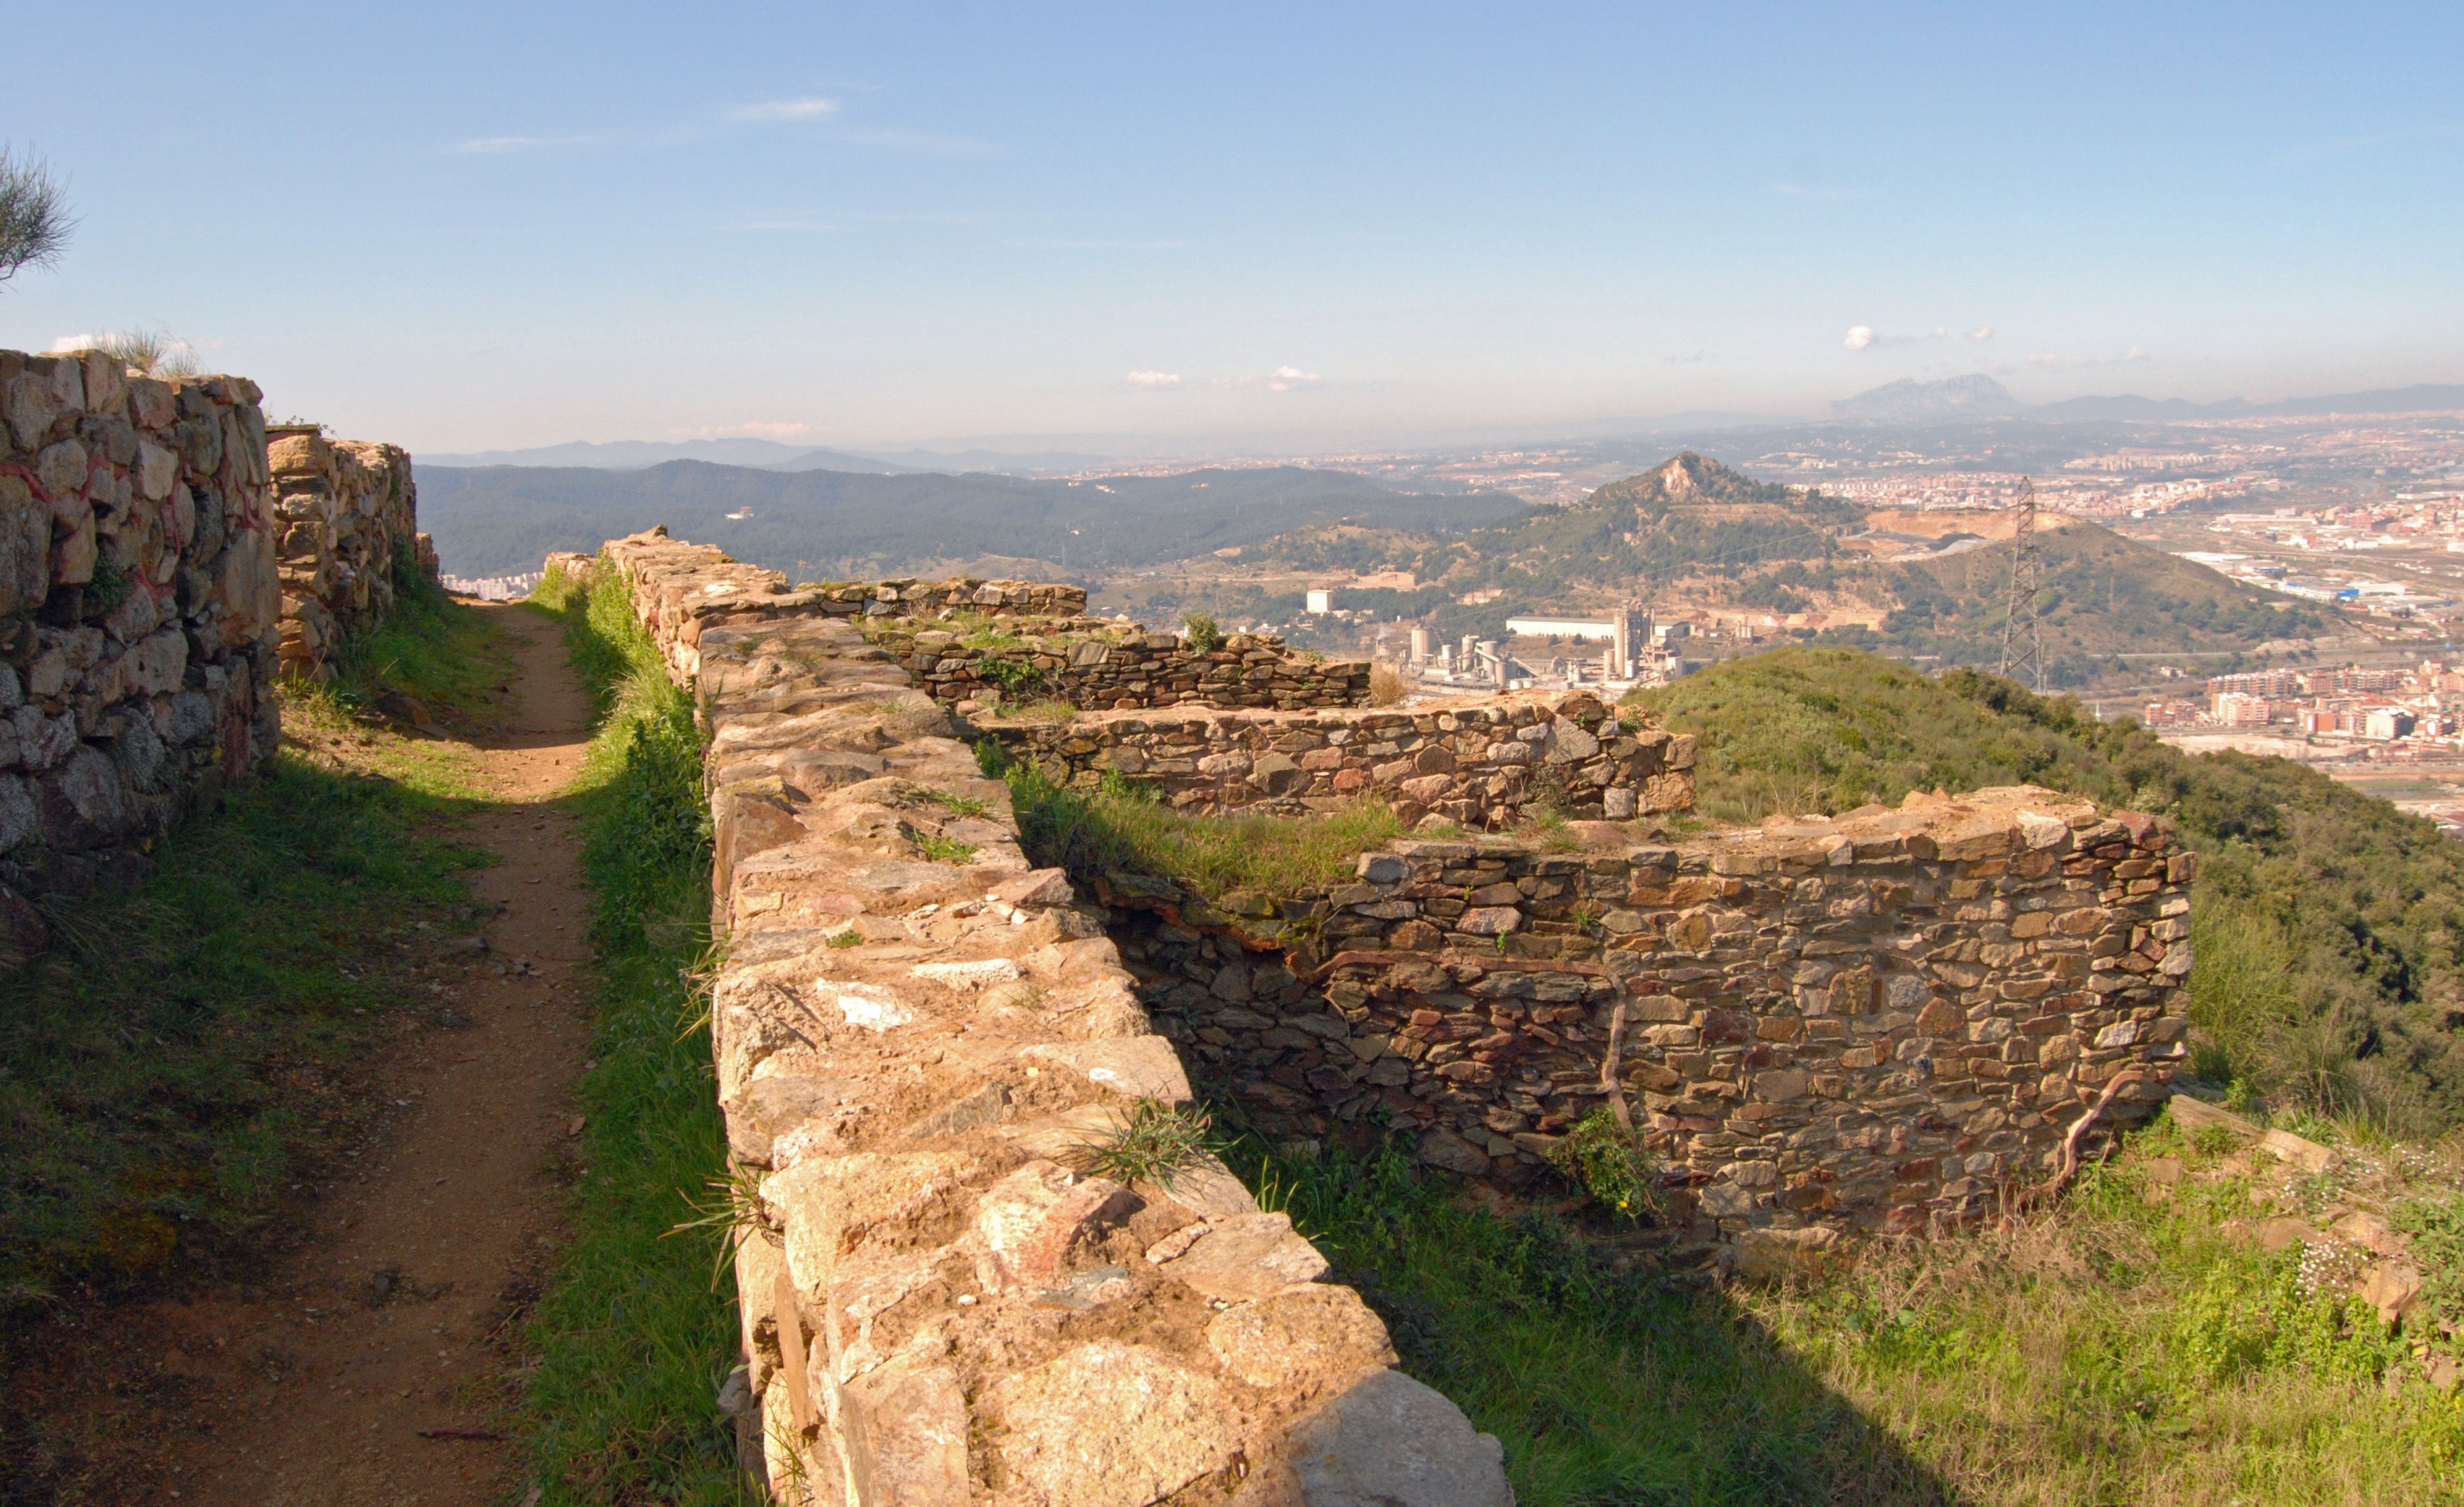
[1369,662,1407,706]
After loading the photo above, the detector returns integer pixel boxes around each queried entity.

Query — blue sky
[5,3,2460,452]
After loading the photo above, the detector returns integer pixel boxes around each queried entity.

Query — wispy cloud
[1969,325,1995,342]
[1845,325,1949,351]
[1663,350,1714,365]
[731,97,841,122]
[1125,371,1183,390]
[2026,346,2148,368]
[48,334,100,352]
[453,133,598,154]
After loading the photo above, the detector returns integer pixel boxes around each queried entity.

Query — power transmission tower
[1998,477,2045,691]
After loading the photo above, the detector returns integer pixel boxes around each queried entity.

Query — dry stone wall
[861,619,1371,714]
[1105,789,2192,1273]
[989,695,1697,827]
[597,528,1512,1507]
[268,428,432,678]
[0,347,284,918]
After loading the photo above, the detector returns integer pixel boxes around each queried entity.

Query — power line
[1999,477,2046,691]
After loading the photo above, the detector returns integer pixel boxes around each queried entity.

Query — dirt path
[135,603,596,1506]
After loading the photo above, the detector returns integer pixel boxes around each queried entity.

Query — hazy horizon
[7,3,2461,453]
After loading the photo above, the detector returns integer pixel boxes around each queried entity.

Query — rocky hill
[1251,452,2323,680]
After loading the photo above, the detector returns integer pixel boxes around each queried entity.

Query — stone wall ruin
[596,528,1515,1506]
[268,427,432,678]
[988,693,1697,827]
[1103,790,2193,1273]
[0,347,284,917]
[0,346,437,938]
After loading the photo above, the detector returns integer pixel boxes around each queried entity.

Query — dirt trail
[139,602,596,1506]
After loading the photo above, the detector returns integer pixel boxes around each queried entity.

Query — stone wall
[1102,789,2193,1271]
[0,347,284,918]
[862,619,1372,714]
[268,428,433,678]
[594,529,1511,1506]
[991,695,1697,828]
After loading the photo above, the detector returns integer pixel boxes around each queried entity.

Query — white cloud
[1969,325,1995,342]
[2025,346,2148,368]
[48,335,100,352]
[1844,325,1877,351]
[1124,371,1183,389]
[1259,365,1323,392]
[731,97,841,122]
[452,133,597,154]
[686,421,812,438]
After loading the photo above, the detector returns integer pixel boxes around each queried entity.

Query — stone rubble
[595,527,1513,1506]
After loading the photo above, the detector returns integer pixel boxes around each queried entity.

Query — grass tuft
[1070,1100,1213,1190]
[1009,763,1403,898]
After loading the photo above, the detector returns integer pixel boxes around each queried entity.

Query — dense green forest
[1631,648,2464,1131]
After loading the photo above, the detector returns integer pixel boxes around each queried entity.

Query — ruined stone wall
[595,528,1511,1506]
[268,429,433,678]
[989,694,1697,828]
[1104,790,2192,1271]
[861,619,1372,714]
[0,347,283,916]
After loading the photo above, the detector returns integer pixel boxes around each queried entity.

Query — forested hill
[1631,648,2464,1129]
[414,460,1530,578]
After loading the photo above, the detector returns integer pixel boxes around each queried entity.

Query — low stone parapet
[1105,787,2193,1260]
[593,528,1512,1505]
[989,694,1696,827]
[0,347,282,911]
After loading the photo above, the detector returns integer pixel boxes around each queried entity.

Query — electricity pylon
[1998,477,2045,691]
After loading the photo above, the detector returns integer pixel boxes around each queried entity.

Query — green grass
[1006,764,1405,899]
[1229,1114,2464,1507]
[515,562,748,1506]
[0,602,500,1317]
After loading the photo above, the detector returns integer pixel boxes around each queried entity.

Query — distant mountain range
[1834,374,2464,424]
[416,438,1115,475]
[416,462,1530,577]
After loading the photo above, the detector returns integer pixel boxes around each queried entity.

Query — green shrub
[1546,1107,1659,1221]
[1183,612,1223,653]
